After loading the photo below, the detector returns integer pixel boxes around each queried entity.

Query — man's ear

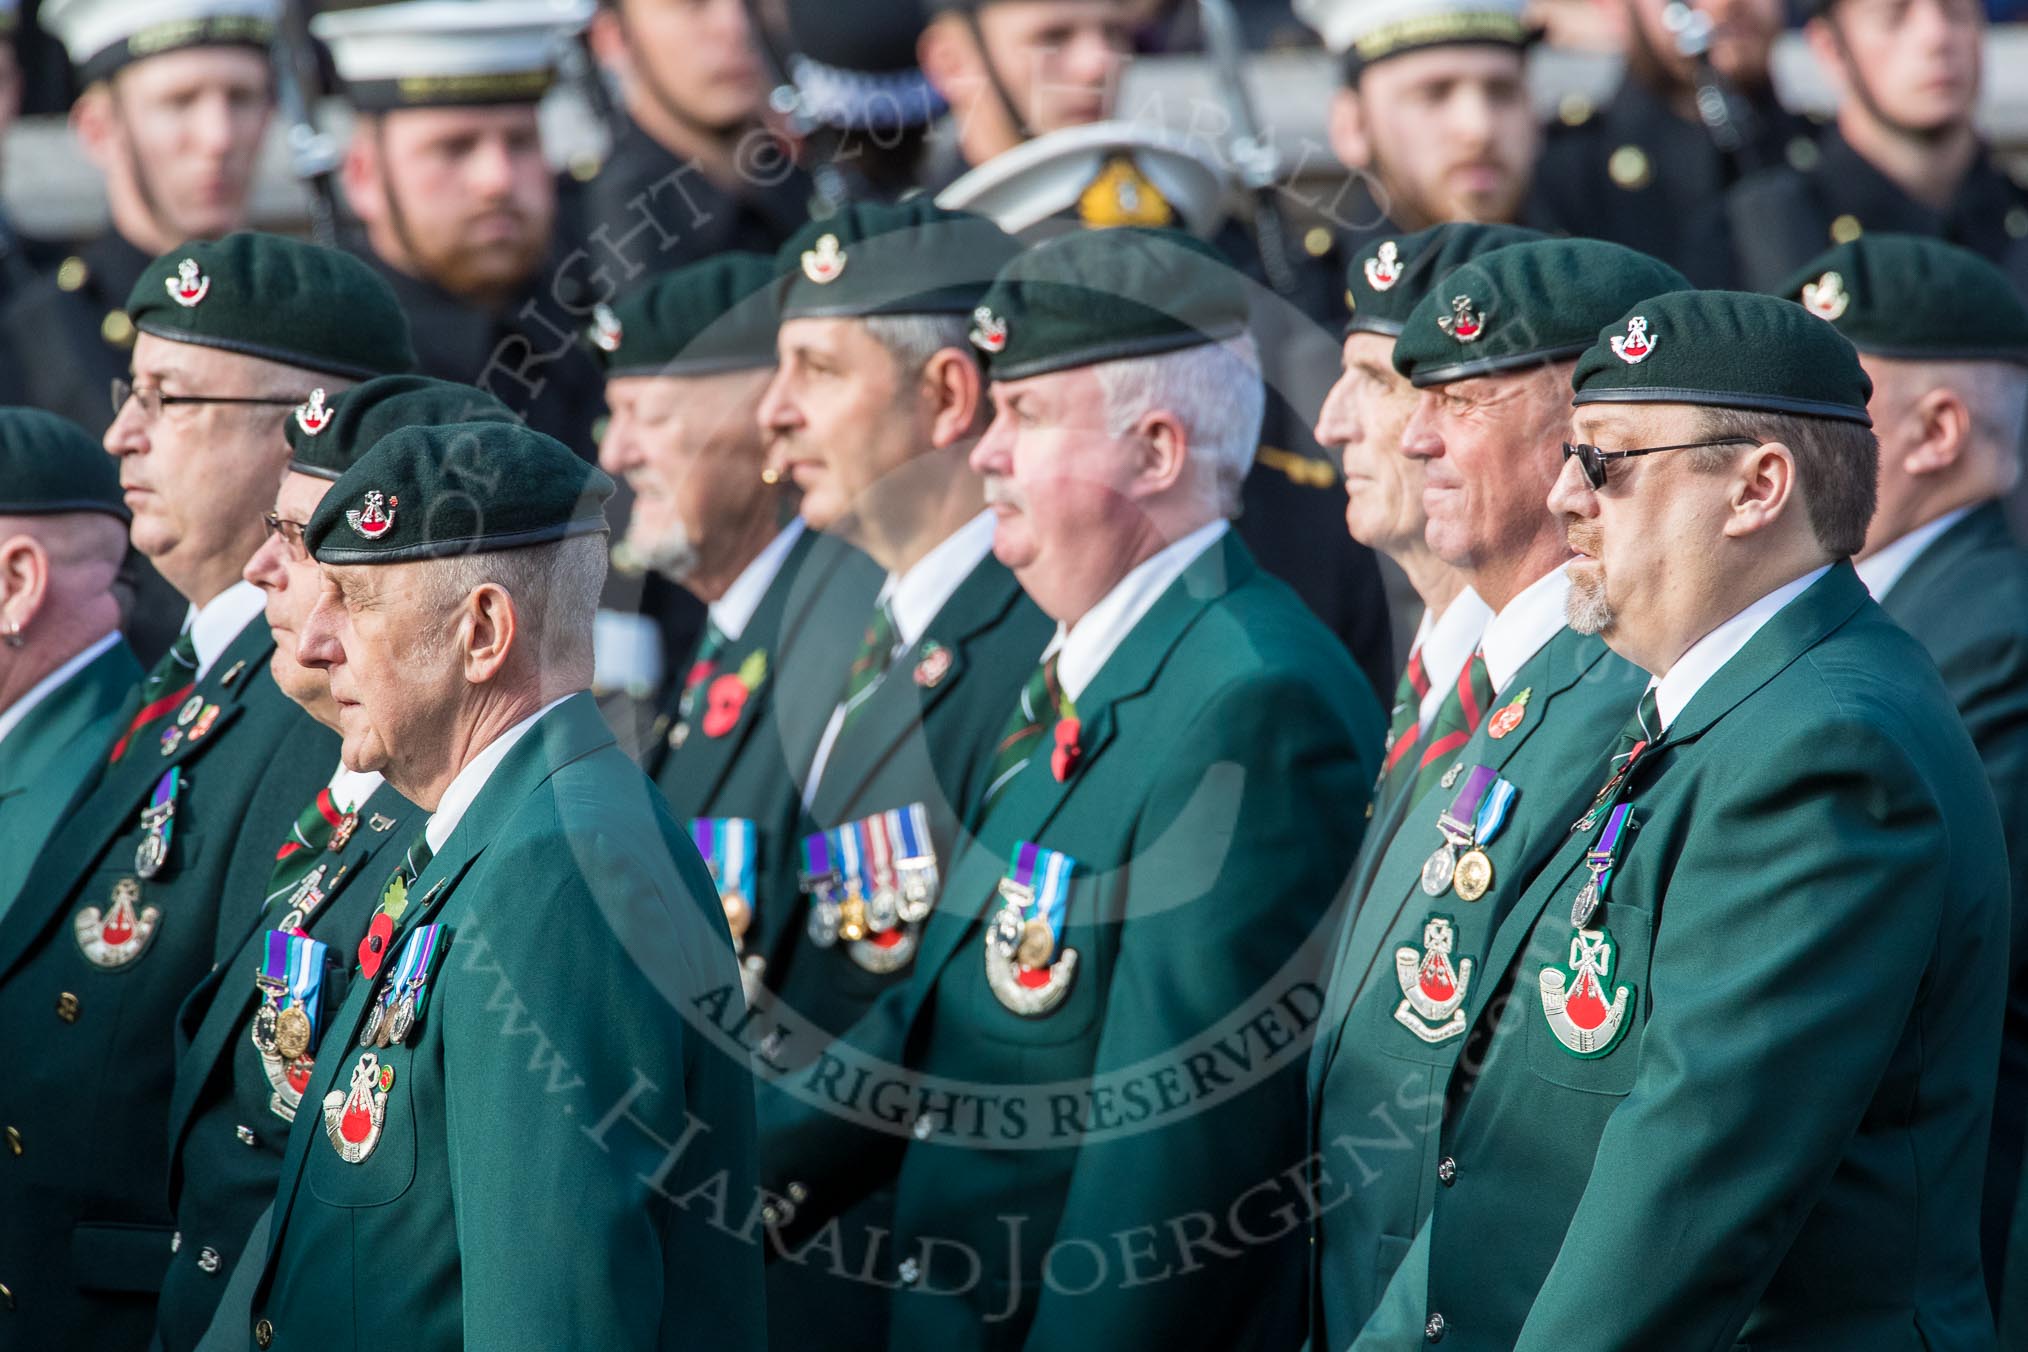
[923,349,987,450]
[71,84,117,174]
[1128,409,1191,500]
[1327,85,1371,171]
[918,15,974,106]
[462,583,518,685]
[587,5,630,75]
[1722,441,1799,539]
[340,121,386,226]
[0,535,51,637]
[1898,385,1972,478]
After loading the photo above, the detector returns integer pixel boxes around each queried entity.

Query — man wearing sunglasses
[1355,290,2006,1348]
[1304,237,1670,1347]
[0,232,413,1350]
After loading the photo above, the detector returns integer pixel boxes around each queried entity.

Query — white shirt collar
[1054,520,1229,703]
[0,630,119,749]
[326,763,385,814]
[709,520,805,642]
[424,694,573,855]
[185,579,267,680]
[1479,567,1572,697]
[878,511,998,648]
[1853,505,1973,601]
[1415,588,1493,729]
[1651,564,1832,731]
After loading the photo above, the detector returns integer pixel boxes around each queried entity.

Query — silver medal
[987,904,1024,962]
[1420,843,1458,897]
[1570,878,1600,929]
[806,897,841,948]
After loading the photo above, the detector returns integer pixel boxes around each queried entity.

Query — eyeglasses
[112,378,302,422]
[262,512,309,556]
[1560,437,1759,491]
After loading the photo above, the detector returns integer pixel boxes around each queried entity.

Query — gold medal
[1016,917,1055,969]
[722,892,752,942]
[274,1005,313,1062]
[1452,848,1494,902]
[838,894,868,943]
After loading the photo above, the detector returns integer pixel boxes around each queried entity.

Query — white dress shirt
[1413,589,1493,729]
[326,765,385,814]
[710,520,805,643]
[1853,506,1971,601]
[1053,520,1228,703]
[0,630,119,750]
[1479,566,1573,697]
[185,580,267,680]
[424,695,573,855]
[1650,565,1832,731]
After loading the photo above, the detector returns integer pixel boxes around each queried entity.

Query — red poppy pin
[702,651,770,738]
[1050,718,1083,782]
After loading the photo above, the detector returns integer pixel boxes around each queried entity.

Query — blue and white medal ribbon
[986,841,1079,1015]
[888,803,938,922]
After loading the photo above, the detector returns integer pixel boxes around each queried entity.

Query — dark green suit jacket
[0,617,335,1352]
[248,695,764,1352]
[764,553,1054,1041]
[1305,627,1644,1348]
[758,533,1383,1351]
[1876,500,2028,1310]
[154,778,425,1352]
[0,636,141,919]
[1361,565,2007,1350]
[646,528,882,982]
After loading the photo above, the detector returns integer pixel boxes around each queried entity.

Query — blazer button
[1437,1156,1457,1187]
[198,1247,221,1274]
[55,992,80,1023]
[911,1114,935,1141]
[5,1127,20,1156]
[254,1316,274,1348]
[0,1280,12,1309]
[1425,1311,1447,1342]
[897,1257,921,1286]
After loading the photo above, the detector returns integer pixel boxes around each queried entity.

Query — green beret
[968,227,1250,382]
[284,375,519,482]
[1393,237,1688,386]
[776,199,1023,321]
[0,408,127,522]
[1572,290,1873,425]
[589,253,782,377]
[127,233,417,380]
[1777,234,2028,366]
[306,422,614,566]
[1346,222,1547,338]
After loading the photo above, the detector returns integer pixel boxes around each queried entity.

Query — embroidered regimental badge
[166,258,210,307]
[1364,240,1402,291]
[969,306,1008,354]
[346,490,397,540]
[1800,270,1850,322]
[1393,915,1473,1043]
[1610,316,1656,364]
[74,877,162,968]
[1539,925,1633,1056]
[294,388,331,436]
[1436,294,1485,343]
[323,1051,394,1163]
[589,302,623,352]
[801,234,847,284]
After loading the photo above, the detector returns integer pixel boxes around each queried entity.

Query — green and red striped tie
[980,653,1066,810]
[265,786,349,912]
[108,631,197,762]
[1407,649,1494,805]
[1373,645,1432,809]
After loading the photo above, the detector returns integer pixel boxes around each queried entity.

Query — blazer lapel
[1878,501,2009,620]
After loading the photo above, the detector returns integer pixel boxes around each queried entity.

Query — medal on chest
[1420,766,1516,902]
[985,841,1078,1016]
[250,930,329,1120]
[1392,914,1474,1044]
[692,816,758,947]
[360,923,446,1050]
[134,766,183,880]
[1541,803,1637,1057]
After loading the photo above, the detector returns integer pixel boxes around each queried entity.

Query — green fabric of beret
[1345,222,1547,338]
[776,199,1023,321]
[306,421,613,565]
[1572,289,1873,425]
[127,232,417,380]
[1393,237,1689,386]
[0,407,128,521]
[284,375,519,482]
[1776,233,2028,366]
[589,252,782,377]
[967,227,1251,381]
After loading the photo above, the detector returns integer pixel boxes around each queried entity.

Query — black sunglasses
[1561,437,1759,490]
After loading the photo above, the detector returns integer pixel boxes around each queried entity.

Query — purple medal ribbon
[1436,764,1499,844]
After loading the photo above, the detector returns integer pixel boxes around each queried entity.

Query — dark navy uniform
[0,231,148,435]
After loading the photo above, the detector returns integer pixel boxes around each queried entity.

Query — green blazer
[154,779,425,1352]
[647,528,882,981]
[0,617,336,1352]
[1305,627,1644,1348]
[0,636,141,920]
[757,533,1383,1351]
[248,695,764,1352]
[1876,500,2028,1307]
[764,554,1055,1040]
[1358,564,2007,1351]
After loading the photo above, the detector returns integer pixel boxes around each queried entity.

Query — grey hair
[861,313,978,379]
[1941,360,2028,493]
[410,533,608,682]
[1093,332,1265,515]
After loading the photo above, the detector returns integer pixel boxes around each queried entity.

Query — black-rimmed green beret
[776,199,1023,321]
[1572,290,1873,425]
[967,227,1250,381]
[589,253,782,377]
[1393,237,1688,386]
[284,375,519,482]
[306,422,613,565]
[1776,234,2028,366]
[127,233,417,380]
[0,408,128,522]
[1346,222,1547,338]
